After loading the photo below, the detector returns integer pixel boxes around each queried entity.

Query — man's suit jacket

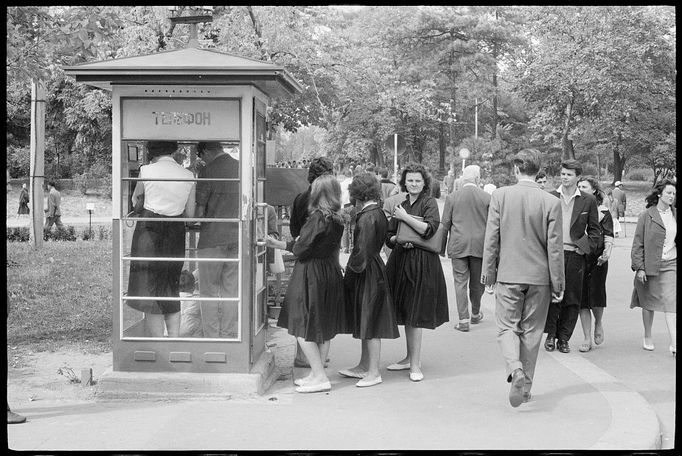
[549,188,600,256]
[441,184,490,258]
[481,180,564,292]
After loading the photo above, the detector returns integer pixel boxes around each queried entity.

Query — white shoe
[386,361,411,371]
[643,339,655,351]
[356,376,382,387]
[409,371,424,382]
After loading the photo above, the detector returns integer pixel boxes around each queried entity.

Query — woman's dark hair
[307,156,334,183]
[578,176,604,205]
[349,172,382,203]
[398,162,432,195]
[147,141,178,160]
[645,178,676,208]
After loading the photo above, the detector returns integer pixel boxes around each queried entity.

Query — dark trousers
[544,251,586,341]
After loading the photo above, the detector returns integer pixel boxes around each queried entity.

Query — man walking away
[482,149,564,407]
[611,181,627,236]
[441,165,490,332]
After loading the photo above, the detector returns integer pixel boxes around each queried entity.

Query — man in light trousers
[481,149,565,407]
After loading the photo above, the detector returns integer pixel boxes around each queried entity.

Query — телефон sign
[121,98,240,141]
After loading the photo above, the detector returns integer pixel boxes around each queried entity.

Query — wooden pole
[30,79,45,249]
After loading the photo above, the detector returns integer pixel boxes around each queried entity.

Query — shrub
[7,227,31,242]
[97,224,111,241]
[581,164,599,177]
[44,226,78,241]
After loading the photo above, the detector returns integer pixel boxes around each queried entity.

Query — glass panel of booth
[119,140,244,341]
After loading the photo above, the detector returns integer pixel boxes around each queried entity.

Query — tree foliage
[5,6,676,186]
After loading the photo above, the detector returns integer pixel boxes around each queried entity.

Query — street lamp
[459,148,470,171]
[86,202,95,239]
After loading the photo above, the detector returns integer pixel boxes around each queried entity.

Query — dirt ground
[6,323,297,405]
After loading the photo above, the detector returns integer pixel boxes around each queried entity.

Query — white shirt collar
[558,185,581,198]
[518,177,536,183]
[463,182,478,188]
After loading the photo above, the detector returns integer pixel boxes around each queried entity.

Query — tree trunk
[438,123,446,174]
[612,134,625,184]
[492,41,499,138]
[561,98,575,160]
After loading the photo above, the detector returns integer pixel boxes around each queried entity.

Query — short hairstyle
[349,172,382,203]
[645,178,676,208]
[147,140,178,159]
[378,167,389,179]
[535,171,547,181]
[307,156,334,183]
[462,164,481,183]
[512,149,541,176]
[196,141,222,157]
[560,159,583,176]
[578,175,604,205]
[47,180,57,188]
[398,162,432,195]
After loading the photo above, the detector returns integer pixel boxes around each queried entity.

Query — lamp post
[86,202,94,239]
[459,148,470,171]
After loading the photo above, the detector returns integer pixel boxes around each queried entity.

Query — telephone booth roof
[64,46,302,98]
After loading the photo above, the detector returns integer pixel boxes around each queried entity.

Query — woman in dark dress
[266,174,346,393]
[339,173,399,387]
[17,184,30,217]
[577,177,614,352]
[385,163,449,382]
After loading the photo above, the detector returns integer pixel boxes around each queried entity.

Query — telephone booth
[64,47,301,396]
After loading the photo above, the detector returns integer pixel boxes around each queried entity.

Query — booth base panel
[95,349,277,400]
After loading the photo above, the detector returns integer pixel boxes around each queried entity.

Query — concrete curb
[549,351,662,450]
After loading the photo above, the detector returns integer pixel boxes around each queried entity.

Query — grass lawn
[6,239,113,352]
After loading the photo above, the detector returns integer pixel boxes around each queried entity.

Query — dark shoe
[471,312,484,324]
[508,368,526,408]
[8,410,26,424]
[544,336,556,352]
[557,339,570,353]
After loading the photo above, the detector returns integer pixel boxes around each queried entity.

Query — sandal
[578,343,592,352]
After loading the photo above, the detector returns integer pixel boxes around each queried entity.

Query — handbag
[396,215,445,254]
[269,247,285,274]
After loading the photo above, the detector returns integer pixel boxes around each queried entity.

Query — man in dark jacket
[544,159,600,354]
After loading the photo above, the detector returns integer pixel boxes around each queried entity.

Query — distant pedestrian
[385,163,449,382]
[17,183,29,218]
[543,160,600,355]
[630,178,676,356]
[483,183,497,195]
[441,165,490,332]
[577,177,614,352]
[535,171,548,190]
[611,181,627,237]
[43,180,64,233]
[378,167,396,201]
[266,174,347,393]
[481,149,564,407]
[443,168,455,195]
[339,173,399,387]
